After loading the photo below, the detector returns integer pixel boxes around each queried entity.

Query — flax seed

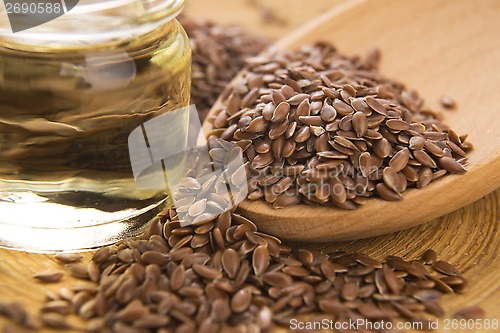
[33,270,64,283]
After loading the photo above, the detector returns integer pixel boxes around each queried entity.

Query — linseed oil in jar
[0,0,191,251]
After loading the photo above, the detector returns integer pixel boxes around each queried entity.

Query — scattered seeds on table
[53,253,83,264]
[440,95,456,109]
[433,260,460,276]
[454,305,485,320]
[13,206,476,333]
[33,270,64,283]
[421,249,438,265]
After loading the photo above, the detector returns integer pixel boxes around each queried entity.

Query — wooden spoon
[202,0,500,242]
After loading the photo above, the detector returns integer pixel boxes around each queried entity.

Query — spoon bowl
[202,0,500,241]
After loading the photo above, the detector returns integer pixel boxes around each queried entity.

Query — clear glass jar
[0,0,191,252]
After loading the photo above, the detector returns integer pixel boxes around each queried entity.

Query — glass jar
[0,0,191,252]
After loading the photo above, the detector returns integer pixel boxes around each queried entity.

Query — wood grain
[184,0,345,39]
[1,1,499,332]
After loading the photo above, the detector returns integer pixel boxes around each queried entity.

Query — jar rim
[0,0,185,46]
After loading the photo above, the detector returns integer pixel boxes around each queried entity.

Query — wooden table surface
[1,1,498,332]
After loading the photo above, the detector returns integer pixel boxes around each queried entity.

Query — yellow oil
[0,19,191,240]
